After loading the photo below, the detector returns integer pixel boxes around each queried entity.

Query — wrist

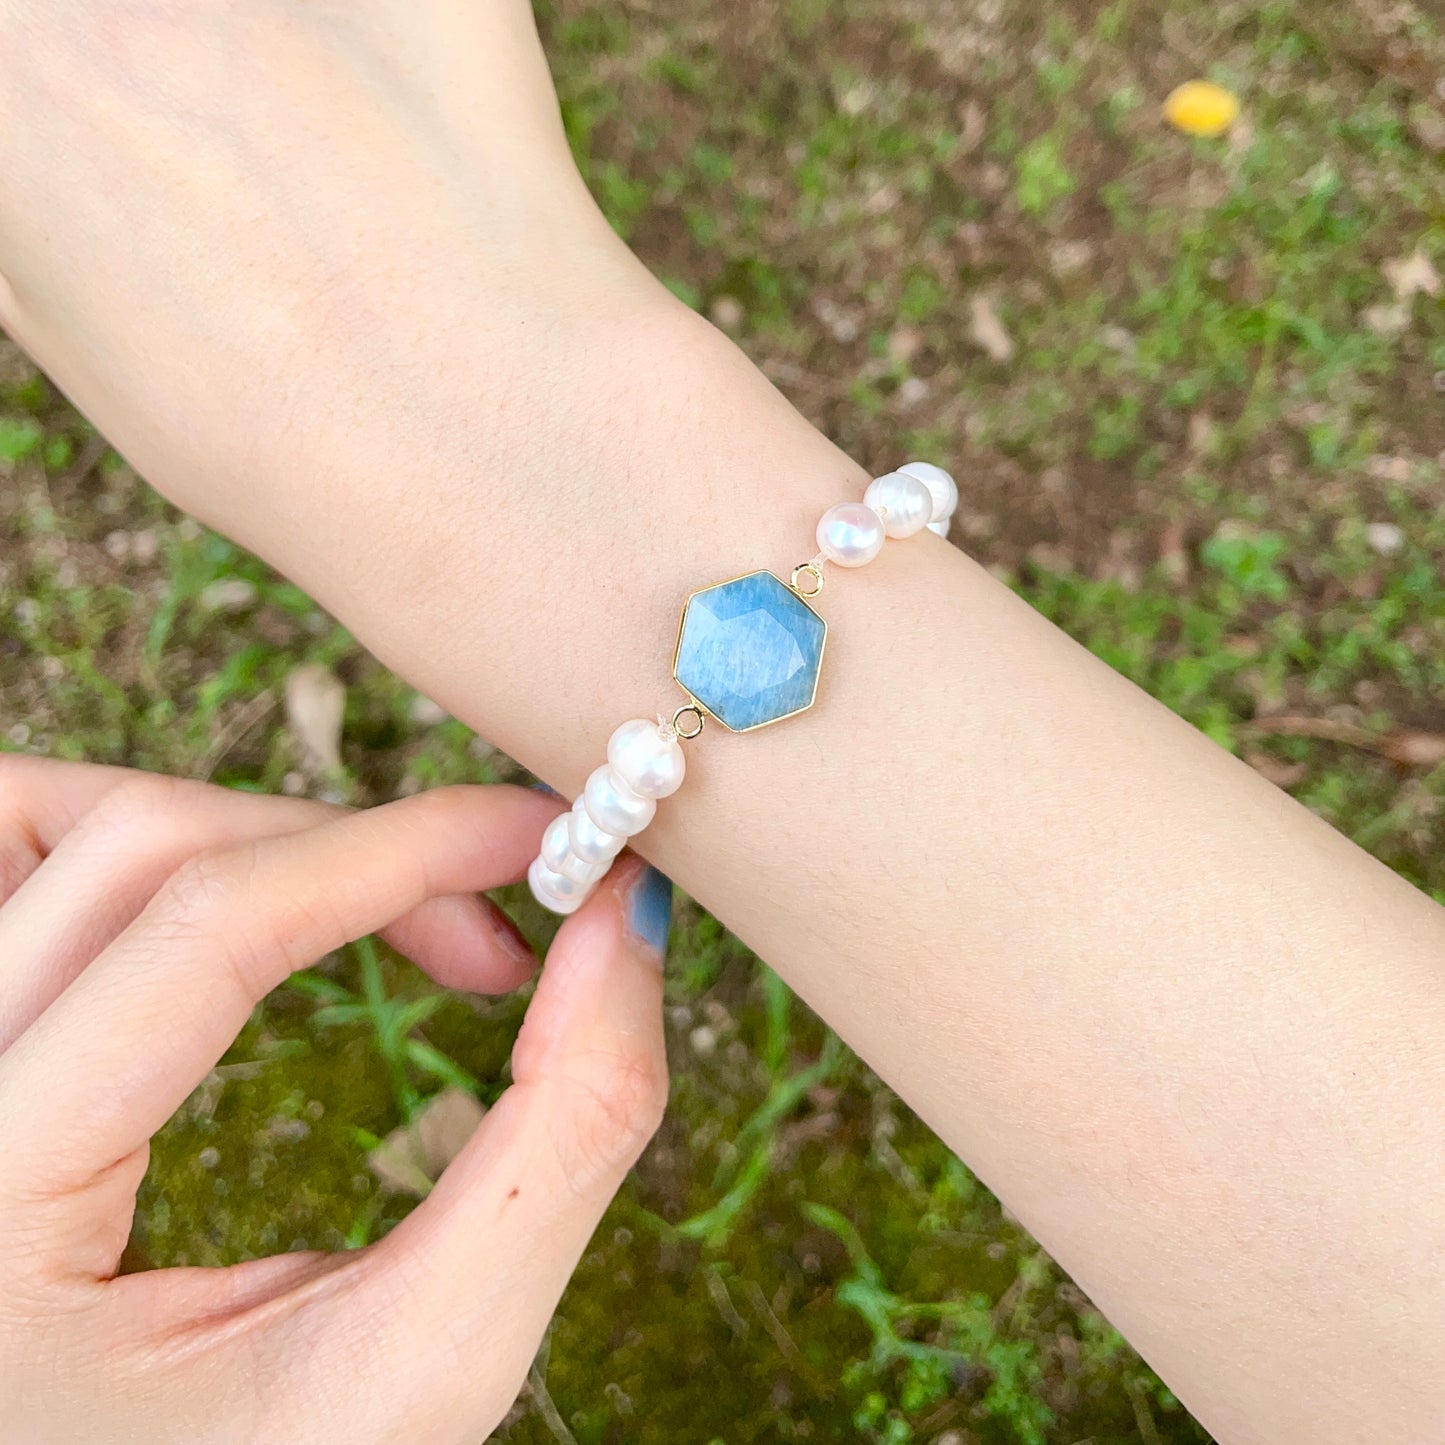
[251,291,874,774]
[256,285,863,605]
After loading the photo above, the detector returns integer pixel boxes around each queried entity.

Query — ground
[3,1,1443,1441]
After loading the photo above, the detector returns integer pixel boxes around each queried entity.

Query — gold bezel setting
[671,568,828,734]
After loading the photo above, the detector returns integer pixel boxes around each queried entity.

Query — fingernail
[530,781,562,799]
[490,905,537,971]
[625,864,673,962]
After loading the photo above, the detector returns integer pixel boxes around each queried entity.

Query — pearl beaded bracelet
[527,460,958,915]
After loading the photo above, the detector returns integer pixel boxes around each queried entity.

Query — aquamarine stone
[673,570,826,731]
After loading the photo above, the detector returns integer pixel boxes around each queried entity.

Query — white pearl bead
[927,518,951,537]
[863,471,933,538]
[568,797,626,865]
[528,858,586,915]
[899,461,957,523]
[816,501,885,567]
[528,857,588,902]
[607,718,686,799]
[555,849,610,886]
[583,764,656,838]
[540,813,573,872]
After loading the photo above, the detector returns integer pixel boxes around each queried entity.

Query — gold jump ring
[671,703,706,740]
[790,562,825,599]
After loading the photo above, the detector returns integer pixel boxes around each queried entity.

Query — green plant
[0,415,43,462]
[806,1202,1053,1444]
[291,937,479,1120]
[1014,133,1076,216]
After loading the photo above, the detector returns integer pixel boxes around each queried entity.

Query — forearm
[239,302,1444,1442]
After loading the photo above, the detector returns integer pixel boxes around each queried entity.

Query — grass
[4,0,1445,1439]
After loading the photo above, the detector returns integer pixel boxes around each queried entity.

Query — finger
[297,854,671,1441]
[0,755,139,902]
[0,785,555,1200]
[0,763,550,1050]
[0,769,542,1048]
[0,759,546,996]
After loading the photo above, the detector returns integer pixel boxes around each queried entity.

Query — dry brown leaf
[958,99,987,155]
[408,693,449,727]
[1026,540,1074,574]
[1363,301,1411,337]
[284,662,346,775]
[1048,239,1095,279]
[1383,247,1442,303]
[1379,730,1445,769]
[368,1087,487,1198]
[1158,519,1190,584]
[199,578,259,613]
[968,294,1015,363]
[708,294,744,330]
[887,325,923,364]
[1408,107,1445,154]
[1244,747,1309,789]
[1364,521,1405,557]
[1249,716,1445,769]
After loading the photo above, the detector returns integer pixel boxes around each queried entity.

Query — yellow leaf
[1163,80,1241,138]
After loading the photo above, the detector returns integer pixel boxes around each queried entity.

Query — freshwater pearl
[608,718,686,799]
[927,518,951,537]
[583,764,657,837]
[899,460,957,523]
[863,471,933,538]
[568,797,626,865]
[540,813,573,872]
[816,501,885,568]
[528,858,586,914]
[555,849,610,885]
[528,857,588,902]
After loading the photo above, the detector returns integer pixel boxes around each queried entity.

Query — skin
[0,4,1442,1442]
[0,763,669,1443]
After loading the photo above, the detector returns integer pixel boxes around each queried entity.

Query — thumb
[311,854,671,1443]
[507,850,673,1197]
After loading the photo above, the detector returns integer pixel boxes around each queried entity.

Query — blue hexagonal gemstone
[673,570,827,732]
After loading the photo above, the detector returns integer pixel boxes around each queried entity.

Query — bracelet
[527,461,958,915]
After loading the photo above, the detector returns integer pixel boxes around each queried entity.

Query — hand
[0,759,669,1444]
